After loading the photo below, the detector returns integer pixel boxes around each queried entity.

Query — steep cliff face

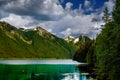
[0,21,76,59]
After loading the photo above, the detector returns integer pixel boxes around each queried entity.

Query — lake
[0,60,88,80]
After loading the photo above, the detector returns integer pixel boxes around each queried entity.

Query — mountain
[64,35,91,47]
[64,34,92,62]
[64,35,74,42]
[0,21,76,59]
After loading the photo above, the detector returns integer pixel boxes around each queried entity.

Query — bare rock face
[36,27,54,39]
[65,35,74,42]
[64,34,90,45]
[0,21,32,44]
[36,27,49,36]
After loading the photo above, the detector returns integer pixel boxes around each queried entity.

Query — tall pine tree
[95,0,120,80]
[113,0,120,24]
[102,7,111,23]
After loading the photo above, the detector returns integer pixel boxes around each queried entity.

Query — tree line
[73,0,120,80]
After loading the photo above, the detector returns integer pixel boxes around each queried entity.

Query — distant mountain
[64,35,91,46]
[65,35,74,42]
[64,34,92,62]
[0,21,76,59]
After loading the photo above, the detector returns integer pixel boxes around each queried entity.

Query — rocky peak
[64,34,91,45]
[0,21,17,31]
[65,35,74,42]
[73,37,79,43]
[36,27,49,35]
[64,35,80,43]
[36,27,54,39]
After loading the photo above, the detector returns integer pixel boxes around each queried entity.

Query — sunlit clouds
[0,0,115,38]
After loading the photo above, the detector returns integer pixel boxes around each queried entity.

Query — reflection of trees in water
[30,72,63,80]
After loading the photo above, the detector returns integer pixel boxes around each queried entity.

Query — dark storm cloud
[0,0,11,6]
[0,0,52,21]
[0,10,8,19]
[0,0,11,18]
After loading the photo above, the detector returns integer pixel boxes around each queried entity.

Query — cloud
[104,0,115,13]
[61,28,72,36]
[84,0,91,7]
[0,10,9,19]
[38,13,103,38]
[65,2,73,10]
[84,0,93,12]
[0,13,36,28]
[0,0,114,39]
[0,0,64,21]
[59,0,65,3]
[0,0,49,20]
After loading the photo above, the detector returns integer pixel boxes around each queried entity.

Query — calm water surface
[0,60,87,80]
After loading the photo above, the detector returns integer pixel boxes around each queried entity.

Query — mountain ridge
[64,35,91,45]
[0,21,76,59]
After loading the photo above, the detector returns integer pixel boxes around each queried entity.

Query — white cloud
[61,28,72,36]
[65,2,73,9]
[83,0,94,12]
[39,13,103,38]
[65,2,73,11]
[104,0,115,13]
[0,0,108,38]
[0,14,34,28]
[84,0,91,7]
[42,0,64,16]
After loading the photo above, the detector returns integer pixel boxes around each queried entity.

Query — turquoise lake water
[0,60,87,80]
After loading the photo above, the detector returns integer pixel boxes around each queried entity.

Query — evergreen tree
[113,0,120,24]
[102,7,111,23]
[95,0,120,80]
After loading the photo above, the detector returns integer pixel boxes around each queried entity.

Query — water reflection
[0,60,87,80]
[62,73,79,80]
[31,72,87,80]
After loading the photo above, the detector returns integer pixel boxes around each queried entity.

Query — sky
[0,0,116,39]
